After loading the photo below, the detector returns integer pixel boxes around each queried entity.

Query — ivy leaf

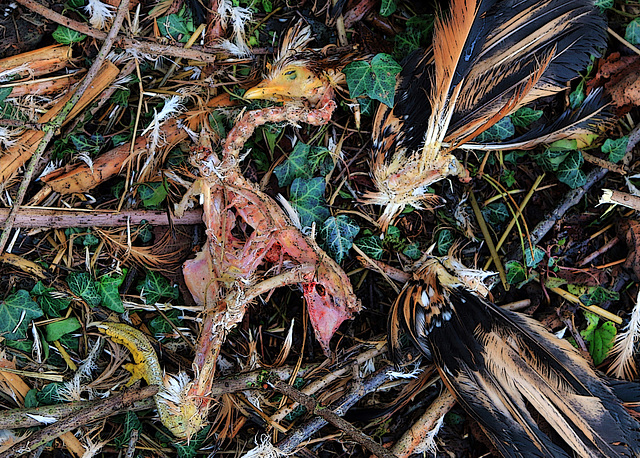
[601,136,628,163]
[369,54,402,107]
[595,0,613,8]
[580,312,617,365]
[0,87,12,103]
[402,242,421,260]
[289,177,330,228]
[37,383,65,405]
[511,107,544,128]
[625,18,640,46]
[157,14,193,42]
[342,61,374,99]
[506,260,527,284]
[524,246,545,268]
[99,273,125,313]
[537,148,571,172]
[67,272,101,307]
[138,271,179,305]
[380,0,397,16]
[580,286,619,306]
[475,117,515,142]
[355,236,383,260]
[321,215,360,264]
[436,229,454,256]
[138,182,168,208]
[32,282,70,318]
[45,317,81,342]
[274,143,332,187]
[481,202,509,226]
[0,290,43,339]
[569,81,586,109]
[343,54,401,107]
[70,134,104,155]
[116,411,143,448]
[556,150,586,188]
[52,26,86,44]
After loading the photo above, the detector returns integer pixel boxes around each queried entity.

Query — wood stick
[0,386,158,458]
[0,207,203,228]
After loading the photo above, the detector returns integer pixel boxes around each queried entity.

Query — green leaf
[511,107,544,128]
[625,18,640,46]
[601,136,628,163]
[67,272,101,307]
[321,215,360,264]
[481,202,509,225]
[289,177,330,228]
[548,138,579,151]
[52,26,86,44]
[537,148,571,171]
[355,236,383,260]
[0,87,12,104]
[45,317,81,342]
[274,143,332,187]
[157,14,193,42]
[556,150,586,188]
[580,286,619,306]
[475,117,515,142]
[369,54,402,107]
[569,81,585,109]
[32,282,70,318]
[70,134,104,155]
[595,0,613,8]
[402,242,421,260]
[116,411,143,448]
[342,61,374,99]
[436,229,454,256]
[501,169,516,187]
[0,290,43,339]
[139,182,168,208]
[524,246,545,268]
[580,312,617,365]
[506,260,527,284]
[138,271,179,305]
[99,273,125,313]
[380,0,397,16]
[37,382,65,405]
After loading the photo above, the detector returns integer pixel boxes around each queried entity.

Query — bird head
[244,22,352,107]
[244,62,331,106]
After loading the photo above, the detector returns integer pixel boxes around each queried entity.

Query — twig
[0,0,129,254]
[271,375,394,458]
[469,190,508,289]
[0,397,155,429]
[0,207,203,228]
[271,345,387,423]
[582,151,627,174]
[276,366,392,454]
[391,390,457,458]
[14,0,219,63]
[523,124,640,254]
[0,385,158,458]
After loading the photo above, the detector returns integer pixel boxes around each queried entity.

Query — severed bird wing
[388,257,640,457]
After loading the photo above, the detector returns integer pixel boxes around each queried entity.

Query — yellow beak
[244,81,291,102]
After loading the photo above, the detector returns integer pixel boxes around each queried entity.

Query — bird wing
[389,259,640,457]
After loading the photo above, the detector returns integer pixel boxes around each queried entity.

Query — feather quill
[366,0,608,229]
[609,289,640,380]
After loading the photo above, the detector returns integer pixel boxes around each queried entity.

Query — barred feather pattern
[388,257,640,457]
[367,0,608,229]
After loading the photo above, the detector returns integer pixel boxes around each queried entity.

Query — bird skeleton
[366,0,610,229]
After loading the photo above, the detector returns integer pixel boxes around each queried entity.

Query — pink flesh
[303,282,351,355]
